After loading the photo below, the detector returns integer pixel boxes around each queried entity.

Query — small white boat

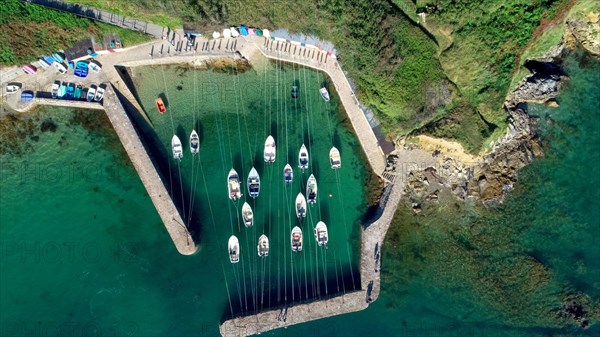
[330,147,341,169]
[242,202,254,228]
[283,163,293,184]
[314,221,328,247]
[86,85,96,102]
[306,174,317,204]
[264,135,276,163]
[89,60,102,73]
[212,31,221,39]
[291,226,303,252]
[190,130,199,154]
[247,167,260,198]
[50,82,59,98]
[295,192,307,219]
[223,28,232,38]
[228,235,240,263]
[53,62,67,74]
[172,135,183,160]
[227,168,242,200]
[5,83,21,95]
[257,234,269,257]
[320,87,330,102]
[94,85,105,102]
[230,27,240,37]
[298,144,309,170]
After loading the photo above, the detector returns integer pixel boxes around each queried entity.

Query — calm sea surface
[1,60,370,336]
[1,52,598,337]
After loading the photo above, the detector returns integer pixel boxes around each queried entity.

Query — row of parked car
[22,52,102,78]
[51,81,106,102]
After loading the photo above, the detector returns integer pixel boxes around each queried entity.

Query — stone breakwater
[220,146,435,336]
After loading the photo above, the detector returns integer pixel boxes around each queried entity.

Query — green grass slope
[5,0,589,154]
[0,0,150,66]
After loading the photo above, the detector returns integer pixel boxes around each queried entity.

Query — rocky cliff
[402,12,599,205]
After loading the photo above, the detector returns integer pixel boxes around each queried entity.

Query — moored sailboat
[227,168,242,200]
[257,234,269,257]
[172,135,183,160]
[314,221,328,247]
[306,174,317,204]
[264,135,276,163]
[228,235,240,263]
[242,202,254,228]
[295,192,307,219]
[247,167,260,198]
[283,163,293,184]
[298,144,309,170]
[330,146,341,169]
[291,226,303,252]
[190,130,199,154]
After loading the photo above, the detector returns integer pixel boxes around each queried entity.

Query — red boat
[155,97,166,114]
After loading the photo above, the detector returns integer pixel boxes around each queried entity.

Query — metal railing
[19,0,166,38]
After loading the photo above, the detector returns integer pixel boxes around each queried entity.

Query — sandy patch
[416,135,479,164]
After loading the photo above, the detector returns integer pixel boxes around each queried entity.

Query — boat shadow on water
[194,120,204,145]
[332,131,342,154]
[269,120,278,143]
[302,130,313,148]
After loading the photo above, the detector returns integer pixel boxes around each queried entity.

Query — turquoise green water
[1,51,598,336]
[269,51,600,336]
[128,60,368,311]
[1,60,371,336]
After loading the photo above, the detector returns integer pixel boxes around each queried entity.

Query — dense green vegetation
[415,0,571,126]
[2,0,578,153]
[0,0,150,65]
[63,0,183,28]
[68,0,577,152]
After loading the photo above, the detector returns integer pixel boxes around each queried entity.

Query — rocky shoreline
[393,13,600,329]
[402,12,599,205]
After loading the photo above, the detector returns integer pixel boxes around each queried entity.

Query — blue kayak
[240,25,248,36]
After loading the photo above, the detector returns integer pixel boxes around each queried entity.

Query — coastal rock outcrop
[565,12,600,56]
[402,15,591,204]
[559,294,596,329]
